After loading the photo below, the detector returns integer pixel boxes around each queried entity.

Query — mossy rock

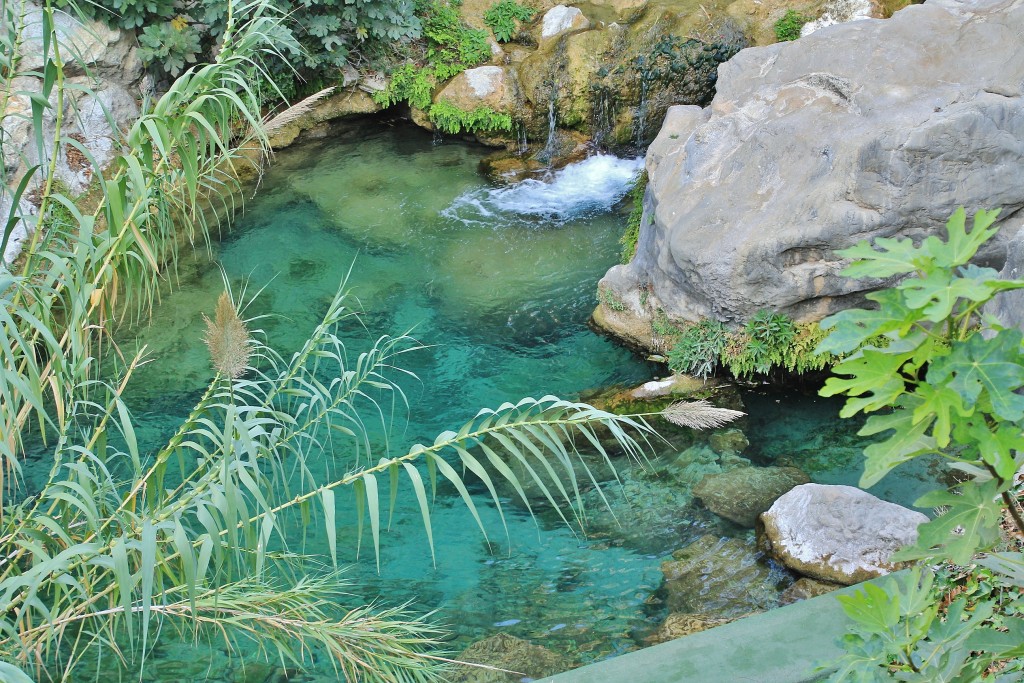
[449,633,572,682]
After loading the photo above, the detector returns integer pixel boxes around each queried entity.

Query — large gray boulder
[597,0,1024,344]
[759,483,928,585]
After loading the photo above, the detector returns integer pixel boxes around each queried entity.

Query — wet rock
[479,152,548,184]
[708,428,749,455]
[779,577,842,605]
[449,633,572,682]
[660,534,781,615]
[598,0,1024,345]
[693,466,809,527]
[759,483,928,585]
[645,612,735,645]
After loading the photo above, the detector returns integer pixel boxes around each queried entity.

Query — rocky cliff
[595,0,1024,351]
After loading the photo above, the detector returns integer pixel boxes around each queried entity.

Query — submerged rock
[450,633,572,682]
[779,577,842,605]
[759,483,928,585]
[597,0,1024,346]
[645,612,736,645]
[708,428,749,455]
[693,466,809,527]
[659,534,782,615]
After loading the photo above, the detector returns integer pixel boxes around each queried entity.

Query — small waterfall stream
[444,153,644,225]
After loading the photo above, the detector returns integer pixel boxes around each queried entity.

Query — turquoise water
[103,124,939,676]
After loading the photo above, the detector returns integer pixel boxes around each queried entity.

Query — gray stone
[694,466,809,527]
[597,0,1024,343]
[0,191,37,265]
[18,1,142,83]
[986,224,1024,330]
[759,483,928,585]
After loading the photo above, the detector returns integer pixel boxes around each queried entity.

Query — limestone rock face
[597,0,1024,343]
[694,466,808,527]
[434,66,522,115]
[450,633,571,682]
[759,483,928,585]
[18,2,142,83]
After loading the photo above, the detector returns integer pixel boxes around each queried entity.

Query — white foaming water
[444,154,644,226]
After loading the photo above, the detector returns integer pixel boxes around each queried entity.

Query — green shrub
[774,9,809,42]
[483,0,535,42]
[620,170,648,264]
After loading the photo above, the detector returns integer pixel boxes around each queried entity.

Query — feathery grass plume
[203,291,252,378]
[661,400,745,430]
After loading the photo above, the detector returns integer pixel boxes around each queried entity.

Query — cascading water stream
[444,153,644,226]
[540,90,558,162]
[633,78,649,149]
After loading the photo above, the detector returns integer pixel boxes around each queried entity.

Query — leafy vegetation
[483,0,535,43]
[819,208,1024,679]
[663,312,832,379]
[620,170,648,264]
[64,0,421,80]
[373,0,505,134]
[429,100,512,134]
[774,9,809,42]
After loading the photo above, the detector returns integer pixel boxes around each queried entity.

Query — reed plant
[0,2,741,679]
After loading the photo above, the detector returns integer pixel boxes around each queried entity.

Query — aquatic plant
[483,0,535,43]
[774,10,809,42]
[819,208,1024,679]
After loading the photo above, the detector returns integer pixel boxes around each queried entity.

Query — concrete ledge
[538,582,867,683]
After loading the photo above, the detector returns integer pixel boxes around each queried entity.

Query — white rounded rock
[759,483,928,585]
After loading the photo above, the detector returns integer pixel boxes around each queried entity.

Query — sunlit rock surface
[597,0,1024,348]
[759,483,927,585]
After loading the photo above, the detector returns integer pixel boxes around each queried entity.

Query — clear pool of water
[93,123,939,677]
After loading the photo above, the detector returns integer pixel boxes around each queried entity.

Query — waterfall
[540,89,558,162]
[633,78,649,149]
[443,154,644,226]
[593,89,614,149]
[516,119,529,156]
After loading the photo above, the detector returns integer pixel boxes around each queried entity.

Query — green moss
[773,10,810,42]
[620,170,648,264]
